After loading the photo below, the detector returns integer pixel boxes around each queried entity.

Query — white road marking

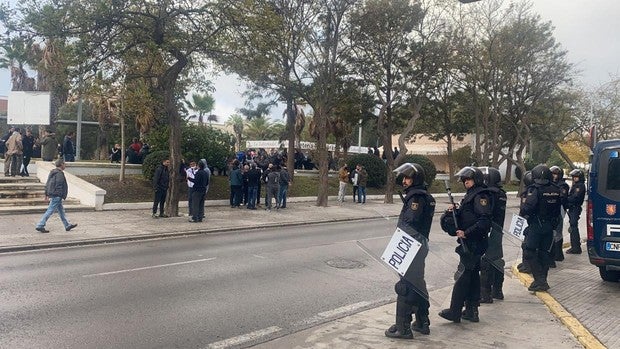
[337,235,391,244]
[252,254,266,259]
[82,257,216,277]
[205,326,281,349]
[316,301,372,318]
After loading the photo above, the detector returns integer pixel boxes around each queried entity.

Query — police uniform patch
[480,198,488,206]
[575,188,580,192]
[411,202,419,210]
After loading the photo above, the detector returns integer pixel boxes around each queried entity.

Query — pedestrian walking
[35,159,78,233]
[519,164,562,292]
[152,158,170,218]
[384,163,435,339]
[439,166,492,323]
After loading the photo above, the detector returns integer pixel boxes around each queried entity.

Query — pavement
[0,194,617,349]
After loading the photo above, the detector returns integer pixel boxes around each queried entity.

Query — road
[0,217,524,349]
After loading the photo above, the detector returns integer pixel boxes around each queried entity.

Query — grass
[80,174,522,204]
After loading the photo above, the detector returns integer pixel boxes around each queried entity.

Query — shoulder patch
[411,202,419,210]
[480,198,488,206]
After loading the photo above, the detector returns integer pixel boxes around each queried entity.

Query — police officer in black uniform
[566,169,586,254]
[478,167,507,303]
[550,166,569,262]
[517,171,535,274]
[439,166,492,323]
[385,163,435,339]
[519,164,562,292]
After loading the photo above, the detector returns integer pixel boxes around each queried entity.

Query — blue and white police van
[587,139,620,281]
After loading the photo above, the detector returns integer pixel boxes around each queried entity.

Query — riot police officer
[549,166,569,262]
[566,169,586,254]
[517,171,534,274]
[385,163,435,339]
[478,167,507,303]
[519,164,562,292]
[439,166,492,323]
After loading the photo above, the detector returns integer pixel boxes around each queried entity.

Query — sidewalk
[0,197,613,349]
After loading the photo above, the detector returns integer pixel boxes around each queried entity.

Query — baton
[444,180,469,254]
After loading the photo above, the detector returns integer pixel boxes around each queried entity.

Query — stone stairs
[0,176,88,214]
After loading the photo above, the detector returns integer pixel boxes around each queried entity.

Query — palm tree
[226,114,245,151]
[245,117,284,140]
[0,37,36,91]
[186,93,215,124]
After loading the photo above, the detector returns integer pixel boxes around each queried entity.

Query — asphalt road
[0,216,524,349]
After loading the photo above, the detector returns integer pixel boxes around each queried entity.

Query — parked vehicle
[587,139,620,281]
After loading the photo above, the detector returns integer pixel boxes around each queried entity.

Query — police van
[587,139,620,281]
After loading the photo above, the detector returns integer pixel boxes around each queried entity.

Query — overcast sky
[1,0,619,121]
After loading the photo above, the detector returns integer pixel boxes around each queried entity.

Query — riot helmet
[531,164,551,184]
[569,168,585,181]
[549,166,563,182]
[393,162,425,187]
[455,166,484,187]
[523,171,534,186]
[478,166,502,188]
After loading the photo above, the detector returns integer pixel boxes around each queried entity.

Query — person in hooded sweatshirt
[35,159,78,233]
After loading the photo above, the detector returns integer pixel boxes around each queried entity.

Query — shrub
[347,154,387,188]
[396,154,437,185]
[142,150,170,181]
[452,145,474,169]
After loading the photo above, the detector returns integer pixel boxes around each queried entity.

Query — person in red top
[129,138,142,153]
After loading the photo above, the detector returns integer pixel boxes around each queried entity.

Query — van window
[607,156,620,190]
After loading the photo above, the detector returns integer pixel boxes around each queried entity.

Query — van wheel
[599,267,620,282]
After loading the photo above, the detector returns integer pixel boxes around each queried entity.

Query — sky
[1,0,619,122]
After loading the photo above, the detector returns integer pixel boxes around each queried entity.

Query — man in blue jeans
[36,159,77,233]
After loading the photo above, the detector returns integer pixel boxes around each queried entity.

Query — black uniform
[519,181,562,291]
[440,186,492,322]
[392,184,435,335]
[480,186,507,302]
[566,180,586,253]
[552,179,569,261]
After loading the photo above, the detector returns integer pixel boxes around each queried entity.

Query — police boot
[411,314,430,335]
[438,309,461,323]
[517,261,532,274]
[492,286,504,300]
[461,302,479,322]
[566,227,582,254]
[385,318,413,339]
[479,287,493,304]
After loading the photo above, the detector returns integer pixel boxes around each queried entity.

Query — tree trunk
[286,94,296,181]
[314,106,329,207]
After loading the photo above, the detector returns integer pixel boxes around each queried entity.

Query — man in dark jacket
[63,131,75,162]
[246,163,261,210]
[278,165,291,209]
[21,128,35,176]
[188,160,209,222]
[35,159,78,233]
[152,158,170,218]
[439,166,492,323]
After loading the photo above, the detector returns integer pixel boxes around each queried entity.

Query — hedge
[142,150,170,181]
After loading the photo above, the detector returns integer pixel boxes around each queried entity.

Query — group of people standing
[337,164,368,204]
[229,160,291,211]
[2,126,36,177]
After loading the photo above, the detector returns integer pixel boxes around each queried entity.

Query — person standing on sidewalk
[337,165,349,203]
[40,129,58,161]
[246,163,261,210]
[519,164,562,292]
[188,160,209,223]
[478,167,507,303]
[350,166,359,203]
[152,158,170,218]
[357,164,368,204]
[439,166,492,323]
[384,163,435,339]
[265,165,280,211]
[278,165,290,209]
[229,160,243,208]
[5,128,23,177]
[35,159,77,233]
[62,131,76,162]
[21,128,35,176]
[185,160,197,219]
[566,169,586,254]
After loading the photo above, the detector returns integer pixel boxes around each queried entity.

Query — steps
[0,175,88,214]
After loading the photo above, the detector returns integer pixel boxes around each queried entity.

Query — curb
[511,264,605,349]
[0,215,398,254]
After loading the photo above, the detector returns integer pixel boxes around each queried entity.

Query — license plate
[606,242,620,251]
